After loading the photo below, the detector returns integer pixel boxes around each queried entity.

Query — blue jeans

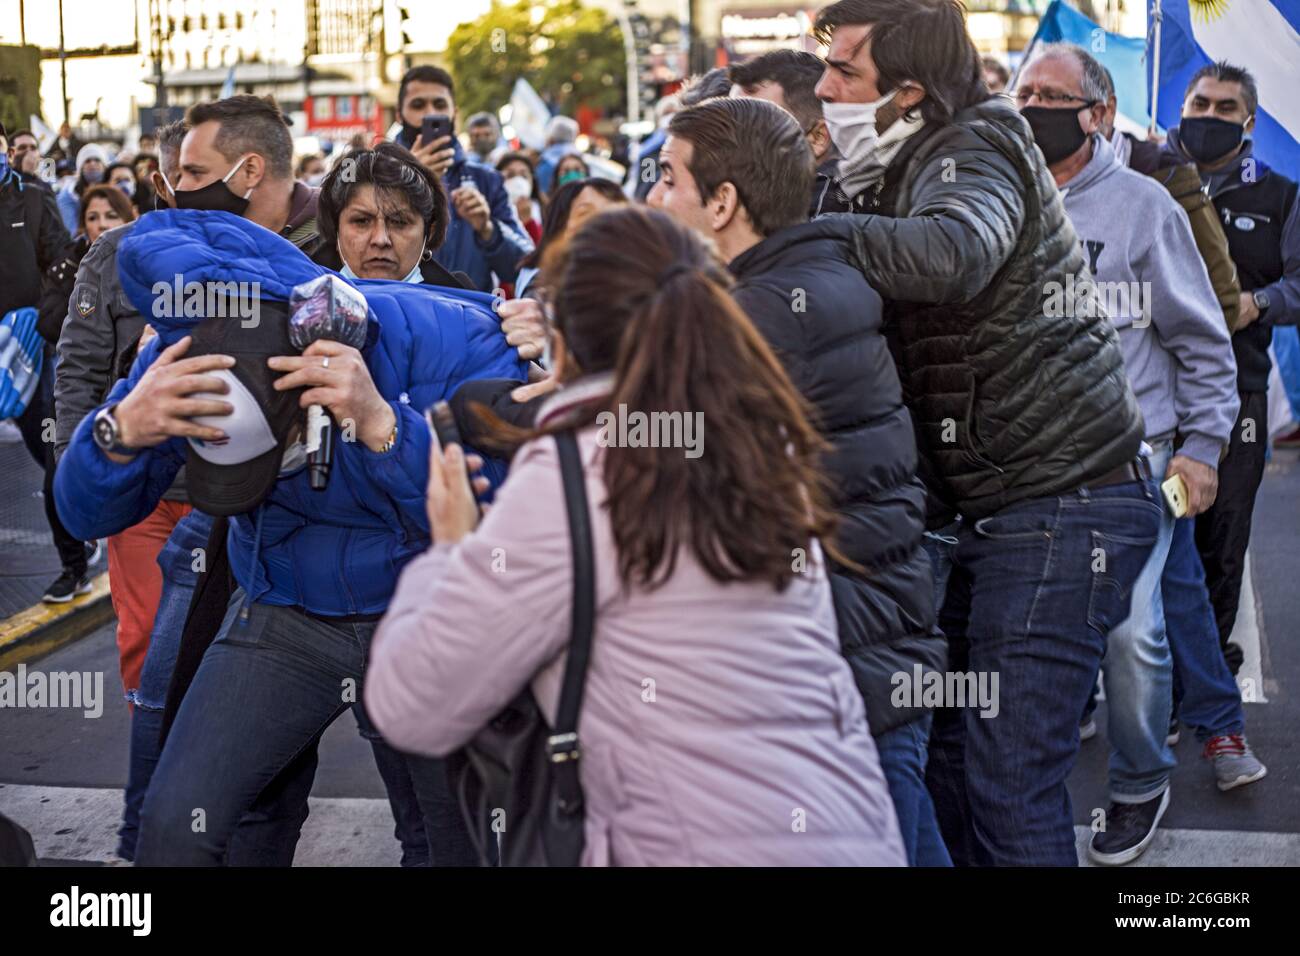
[875,715,951,866]
[135,590,477,866]
[1165,517,1245,742]
[1099,443,1176,804]
[922,520,961,615]
[353,704,492,866]
[119,513,318,866]
[926,478,1162,866]
[118,509,212,860]
[118,513,452,865]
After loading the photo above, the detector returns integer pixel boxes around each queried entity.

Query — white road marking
[1229,554,1268,703]
[4,783,1296,867]
[0,783,399,866]
[1075,825,1300,867]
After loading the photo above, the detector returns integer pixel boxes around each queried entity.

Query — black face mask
[401,122,421,147]
[172,155,252,217]
[1178,116,1246,164]
[1022,105,1094,165]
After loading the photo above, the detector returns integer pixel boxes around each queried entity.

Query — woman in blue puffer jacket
[54,206,526,865]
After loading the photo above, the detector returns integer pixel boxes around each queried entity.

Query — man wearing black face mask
[52,102,328,864]
[1018,45,1257,866]
[57,100,326,463]
[1164,62,1300,676]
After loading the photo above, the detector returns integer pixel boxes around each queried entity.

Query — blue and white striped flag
[1021,0,1152,134]
[1149,0,1300,181]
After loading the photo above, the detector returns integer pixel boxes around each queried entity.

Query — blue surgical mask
[339,256,425,284]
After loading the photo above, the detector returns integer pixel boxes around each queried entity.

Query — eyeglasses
[1014,89,1096,108]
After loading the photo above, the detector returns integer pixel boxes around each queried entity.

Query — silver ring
[321,356,330,369]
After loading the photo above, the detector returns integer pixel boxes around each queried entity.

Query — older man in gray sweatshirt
[1019,44,1243,866]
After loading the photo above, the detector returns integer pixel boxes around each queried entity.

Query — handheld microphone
[288,275,369,490]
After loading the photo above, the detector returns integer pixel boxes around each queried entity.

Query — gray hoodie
[1059,134,1238,468]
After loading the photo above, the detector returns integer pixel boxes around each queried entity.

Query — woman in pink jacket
[365,206,905,866]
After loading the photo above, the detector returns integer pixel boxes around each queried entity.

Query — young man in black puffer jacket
[648,96,949,866]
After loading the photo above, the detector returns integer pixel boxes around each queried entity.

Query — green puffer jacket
[825,97,1144,524]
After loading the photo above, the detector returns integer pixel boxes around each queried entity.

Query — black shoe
[42,568,92,604]
[1223,642,1244,676]
[1088,789,1170,866]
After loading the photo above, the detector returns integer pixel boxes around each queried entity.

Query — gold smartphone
[1161,474,1189,518]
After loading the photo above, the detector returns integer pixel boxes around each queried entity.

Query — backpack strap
[546,429,596,816]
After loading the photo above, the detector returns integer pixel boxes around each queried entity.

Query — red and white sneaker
[1204,734,1267,792]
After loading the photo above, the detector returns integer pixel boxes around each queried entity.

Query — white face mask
[822,89,898,167]
[503,175,532,201]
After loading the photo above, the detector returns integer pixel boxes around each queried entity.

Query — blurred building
[7,0,427,143]
[146,0,394,142]
[695,0,1048,71]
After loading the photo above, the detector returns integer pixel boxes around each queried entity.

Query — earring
[421,247,433,261]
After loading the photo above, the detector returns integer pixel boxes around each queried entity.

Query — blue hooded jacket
[394,129,533,292]
[54,209,527,617]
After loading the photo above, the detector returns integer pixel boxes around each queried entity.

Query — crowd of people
[3,0,1297,867]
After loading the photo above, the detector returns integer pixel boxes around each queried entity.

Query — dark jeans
[1195,390,1267,672]
[120,510,209,859]
[875,714,951,866]
[1165,517,1246,742]
[15,356,85,573]
[119,510,318,865]
[926,479,1162,866]
[136,590,478,866]
[922,521,961,614]
[353,704,490,866]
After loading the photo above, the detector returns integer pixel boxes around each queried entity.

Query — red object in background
[576,103,599,135]
[305,95,386,140]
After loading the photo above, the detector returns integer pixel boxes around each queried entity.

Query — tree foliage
[445,1,626,118]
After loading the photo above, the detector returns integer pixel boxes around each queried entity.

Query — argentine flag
[1149,0,1300,181]
[1020,0,1152,135]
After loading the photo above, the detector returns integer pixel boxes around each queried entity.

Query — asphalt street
[2,447,1297,866]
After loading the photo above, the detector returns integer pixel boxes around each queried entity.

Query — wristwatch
[92,404,135,456]
[1252,290,1271,317]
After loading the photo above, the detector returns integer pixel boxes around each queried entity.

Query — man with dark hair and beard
[811,0,1160,866]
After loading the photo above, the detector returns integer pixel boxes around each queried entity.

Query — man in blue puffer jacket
[54,208,526,865]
